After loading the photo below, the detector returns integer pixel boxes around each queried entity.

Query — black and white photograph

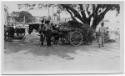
[1,0,124,75]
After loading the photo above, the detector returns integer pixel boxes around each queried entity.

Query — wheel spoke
[70,31,83,46]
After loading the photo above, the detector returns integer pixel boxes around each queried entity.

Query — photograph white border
[0,0,124,76]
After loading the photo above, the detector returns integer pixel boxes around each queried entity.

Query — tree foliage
[12,11,35,23]
[61,4,120,30]
[16,3,120,30]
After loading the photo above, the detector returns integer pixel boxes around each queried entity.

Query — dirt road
[3,39,121,74]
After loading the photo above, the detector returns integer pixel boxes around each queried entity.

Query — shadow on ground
[4,38,119,60]
[4,40,86,60]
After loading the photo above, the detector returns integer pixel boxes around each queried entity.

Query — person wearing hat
[98,22,106,48]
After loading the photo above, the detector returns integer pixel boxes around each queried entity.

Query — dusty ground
[3,34,121,74]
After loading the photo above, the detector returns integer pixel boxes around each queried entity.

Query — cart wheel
[70,31,83,46]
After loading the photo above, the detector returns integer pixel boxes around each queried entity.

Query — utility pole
[23,16,25,26]
[52,5,54,21]
[4,5,9,26]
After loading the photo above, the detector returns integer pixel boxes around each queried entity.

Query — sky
[3,2,119,18]
[3,2,71,17]
[3,2,54,16]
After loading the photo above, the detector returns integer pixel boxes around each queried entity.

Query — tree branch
[85,4,91,16]
[66,8,77,22]
[79,4,87,19]
[61,4,85,23]
[79,4,89,24]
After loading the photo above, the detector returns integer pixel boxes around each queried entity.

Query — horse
[51,23,70,45]
[50,24,61,44]
[28,23,41,34]
[28,23,68,45]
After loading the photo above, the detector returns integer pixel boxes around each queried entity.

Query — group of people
[4,19,60,46]
[39,20,57,46]
[4,20,109,48]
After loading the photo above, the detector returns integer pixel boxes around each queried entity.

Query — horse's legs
[45,30,52,46]
[54,35,59,45]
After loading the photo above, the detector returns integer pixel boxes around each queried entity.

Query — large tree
[60,4,120,30]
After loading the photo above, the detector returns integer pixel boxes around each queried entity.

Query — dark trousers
[45,30,52,46]
[40,32,45,45]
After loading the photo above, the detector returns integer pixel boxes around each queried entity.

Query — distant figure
[98,22,106,48]
[39,19,45,45]
[104,27,110,42]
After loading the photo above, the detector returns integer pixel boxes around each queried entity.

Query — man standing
[98,22,106,48]
[39,20,45,46]
[44,20,52,46]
